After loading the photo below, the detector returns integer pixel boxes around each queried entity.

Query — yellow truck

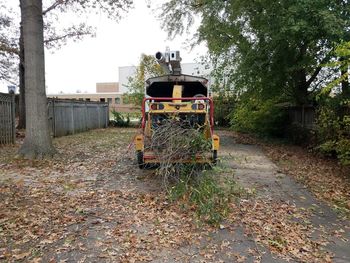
[134,50,219,168]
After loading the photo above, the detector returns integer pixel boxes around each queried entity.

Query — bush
[285,123,312,145]
[213,95,235,127]
[231,98,288,137]
[336,138,350,166]
[110,110,130,127]
[316,98,350,166]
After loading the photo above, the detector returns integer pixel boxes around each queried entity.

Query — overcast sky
[0,0,207,94]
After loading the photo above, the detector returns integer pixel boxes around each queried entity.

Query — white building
[118,66,137,93]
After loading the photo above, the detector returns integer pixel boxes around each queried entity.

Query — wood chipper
[134,50,219,168]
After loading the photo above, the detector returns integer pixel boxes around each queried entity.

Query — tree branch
[44,30,92,45]
[306,66,322,87]
[42,0,64,16]
[306,54,333,87]
[0,43,19,55]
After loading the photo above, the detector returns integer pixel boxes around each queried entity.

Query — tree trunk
[293,69,308,105]
[18,22,25,129]
[292,44,309,105]
[18,0,56,159]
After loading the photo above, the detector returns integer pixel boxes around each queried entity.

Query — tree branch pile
[145,118,211,187]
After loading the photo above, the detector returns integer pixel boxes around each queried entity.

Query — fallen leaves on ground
[0,128,216,262]
[0,128,341,262]
[234,199,333,262]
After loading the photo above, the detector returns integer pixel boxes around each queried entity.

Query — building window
[107,98,112,104]
[115,97,121,104]
[86,98,91,101]
[100,98,105,102]
[78,98,84,101]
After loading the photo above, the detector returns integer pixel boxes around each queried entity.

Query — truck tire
[137,150,144,169]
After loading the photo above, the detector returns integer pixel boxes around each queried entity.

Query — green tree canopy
[161,0,350,105]
[126,54,165,106]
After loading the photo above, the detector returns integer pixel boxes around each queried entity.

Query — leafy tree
[315,41,350,165]
[322,41,350,97]
[160,0,350,143]
[160,0,350,105]
[126,54,165,106]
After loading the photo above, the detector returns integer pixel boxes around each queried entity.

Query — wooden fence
[287,105,316,129]
[48,99,109,137]
[0,92,15,145]
[287,105,350,129]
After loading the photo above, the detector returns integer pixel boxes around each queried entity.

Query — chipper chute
[134,50,220,168]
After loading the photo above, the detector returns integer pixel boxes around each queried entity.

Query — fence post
[52,98,56,137]
[11,93,15,143]
[301,105,305,128]
[71,103,75,134]
[84,101,88,131]
[97,105,100,128]
[107,104,109,127]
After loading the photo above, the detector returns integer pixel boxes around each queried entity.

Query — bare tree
[0,1,95,129]
[17,0,133,158]
[0,5,18,84]
[16,0,132,128]
[18,0,56,158]
[17,19,93,129]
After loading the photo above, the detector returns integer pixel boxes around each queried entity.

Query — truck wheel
[137,151,144,169]
[212,150,218,164]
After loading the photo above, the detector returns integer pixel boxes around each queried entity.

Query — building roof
[47,92,123,96]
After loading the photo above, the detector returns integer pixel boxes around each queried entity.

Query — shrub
[213,95,235,127]
[336,138,350,166]
[230,98,288,137]
[316,98,350,166]
[111,110,130,127]
[285,123,312,145]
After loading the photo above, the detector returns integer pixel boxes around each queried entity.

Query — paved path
[219,130,350,263]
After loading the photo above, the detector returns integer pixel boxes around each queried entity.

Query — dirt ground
[0,128,349,262]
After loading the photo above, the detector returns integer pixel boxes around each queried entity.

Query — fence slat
[48,98,109,137]
[0,92,15,145]
[287,105,348,130]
